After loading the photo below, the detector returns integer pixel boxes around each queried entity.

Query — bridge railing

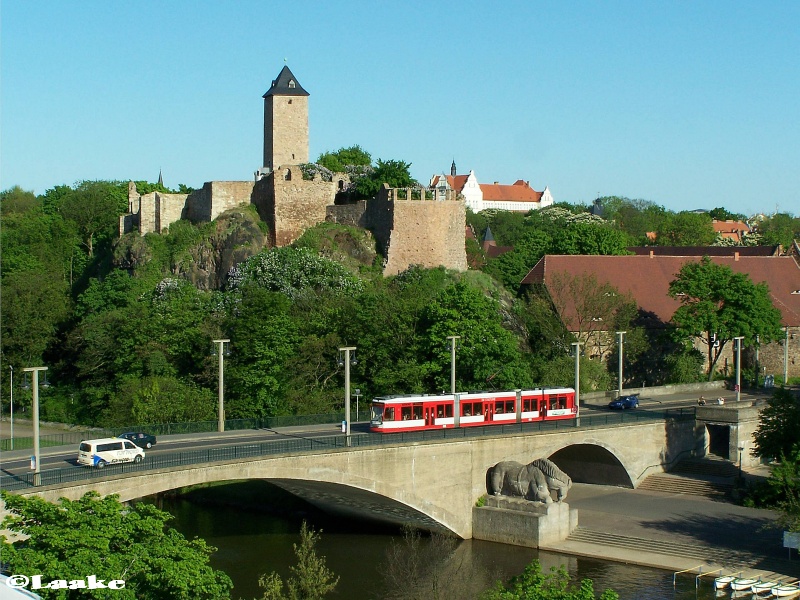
[0,408,694,492]
[0,413,346,452]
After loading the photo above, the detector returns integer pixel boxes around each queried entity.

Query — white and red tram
[369,388,576,433]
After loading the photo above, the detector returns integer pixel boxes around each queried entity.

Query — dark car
[119,432,157,449]
[608,394,639,410]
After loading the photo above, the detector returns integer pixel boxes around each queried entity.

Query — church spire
[451,159,457,177]
[157,169,163,187]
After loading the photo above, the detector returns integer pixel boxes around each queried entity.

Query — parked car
[119,431,157,449]
[78,438,145,468]
[608,394,639,410]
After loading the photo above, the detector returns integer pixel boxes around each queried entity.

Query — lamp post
[339,346,357,446]
[446,335,460,394]
[354,388,361,422]
[785,327,790,385]
[212,339,230,432]
[734,336,744,402]
[616,331,626,397]
[9,365,14,451]
[571,342,583,424]
[22,367,48,486]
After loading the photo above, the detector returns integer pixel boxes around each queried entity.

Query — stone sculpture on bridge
[487,458,572,504]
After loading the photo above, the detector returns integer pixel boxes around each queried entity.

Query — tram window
[557,395,567,409]
[522,398,532,412]
[401,406,412,421]
[384,407,395,421]
[445,404,453,417]
[413,404,422,419]
[548,397,558,411]
[504,400,514,413]
[495,402,503,414]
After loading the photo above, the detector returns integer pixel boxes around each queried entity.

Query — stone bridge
[20,419,700,539]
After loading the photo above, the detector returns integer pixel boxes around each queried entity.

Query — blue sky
[2,1,798,217]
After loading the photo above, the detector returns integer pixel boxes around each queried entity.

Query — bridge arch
[547,442,633,488]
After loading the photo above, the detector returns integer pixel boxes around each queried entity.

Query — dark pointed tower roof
[157,169,163,187]
[484,226,496,244]
[451,160,457,177]
[263,66,309,97]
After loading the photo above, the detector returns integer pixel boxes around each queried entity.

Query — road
[0,387,769,479]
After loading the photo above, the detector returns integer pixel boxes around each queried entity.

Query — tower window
[284,169,292,181]
[288,99,292,104]
[288,80,296,88]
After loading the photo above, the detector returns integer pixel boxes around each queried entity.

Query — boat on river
[751,580,779,595]
[772,583,800,598]
[714,575,736,589]
[730,577,759,591]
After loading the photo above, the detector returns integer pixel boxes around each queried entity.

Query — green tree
[0,491,233,600]
[668,256,784,379]
[709,206,745,222]
[59,181,127,257]
[752,387,800,462]
[256,521,338,600]
[353,158,414,198]
[481,559,618,600]
[761,447,800,532]
[0,185,38,215]
[655,212,715,246]
[316,145,371,172]
[757,213,800,250]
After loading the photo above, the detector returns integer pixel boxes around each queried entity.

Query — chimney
[649,250,654,258]
[734,251,740,261]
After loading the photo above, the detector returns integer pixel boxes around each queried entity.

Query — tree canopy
[0,491,233,599]
[481,560,618,600]
[668,256,783,379]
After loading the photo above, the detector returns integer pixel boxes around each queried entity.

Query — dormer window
[288,79,296,89]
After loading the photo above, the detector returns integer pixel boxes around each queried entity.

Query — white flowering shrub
[227,247,364,299]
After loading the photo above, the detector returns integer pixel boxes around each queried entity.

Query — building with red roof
[430,162,554,213]
[521,252,800,378]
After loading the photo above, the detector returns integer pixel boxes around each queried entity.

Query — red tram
[369,388,576,433]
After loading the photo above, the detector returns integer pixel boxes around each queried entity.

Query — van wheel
[96,460,106,469]
[134,455,143,464]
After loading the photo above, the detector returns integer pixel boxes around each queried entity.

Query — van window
[97,442,123,452]
[123,441,136,450]
[79,442,91,452]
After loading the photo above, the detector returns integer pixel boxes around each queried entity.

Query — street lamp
[354,388,361,422]
[446,335,461,394]
[22,366,49,486]
[734,336,744,402]
[571,342,583,424]
[338,346,357,446]
[9,365,14,451]
[616,331,626,397]
[784,326,790,385]
[212,339,230,432]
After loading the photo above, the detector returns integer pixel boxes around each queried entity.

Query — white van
[78,437,145,468]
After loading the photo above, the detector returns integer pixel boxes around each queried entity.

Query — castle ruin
[119,66,467,275]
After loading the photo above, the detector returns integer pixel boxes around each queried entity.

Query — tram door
[424,406,434,426]
[485,401,493,422]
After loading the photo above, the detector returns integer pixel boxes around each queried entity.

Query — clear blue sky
[2,1,798,217]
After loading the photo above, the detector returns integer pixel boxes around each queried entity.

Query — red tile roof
[481,180,544,203]
[521,254,800,329]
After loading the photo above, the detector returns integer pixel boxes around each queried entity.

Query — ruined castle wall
[326,201,368,228]
[187,181,254,223]
[250,167,334,247]
[382,199,467,276]
[157,193,190,232]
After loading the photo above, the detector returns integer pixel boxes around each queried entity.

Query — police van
[77,437,145,468]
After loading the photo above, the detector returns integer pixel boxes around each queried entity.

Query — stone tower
[263,66,309,170]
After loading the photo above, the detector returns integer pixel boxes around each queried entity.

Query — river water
[144,481,727,600]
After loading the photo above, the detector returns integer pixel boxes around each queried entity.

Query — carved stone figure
[487,458,572,504]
